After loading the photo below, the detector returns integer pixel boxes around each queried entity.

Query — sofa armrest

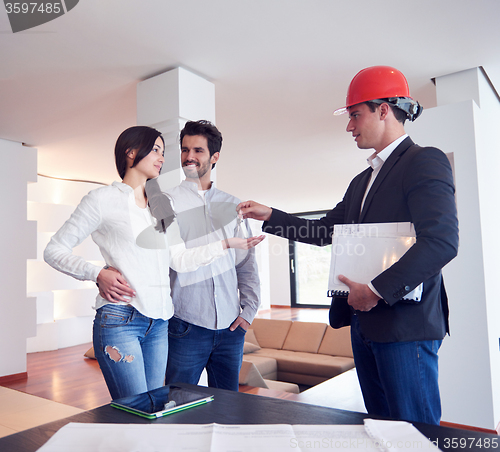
[239,361,269,388]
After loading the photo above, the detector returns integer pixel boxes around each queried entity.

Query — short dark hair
[180,120,223,169]
[115,126,164,179]
[365,100,408,124]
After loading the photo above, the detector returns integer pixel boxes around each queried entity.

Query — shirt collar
[180,179,216,194]
[112,181,133,193]
[367,134,408,171]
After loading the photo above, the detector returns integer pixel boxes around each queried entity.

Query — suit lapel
[359,137,415,222]
[350,167,373,223]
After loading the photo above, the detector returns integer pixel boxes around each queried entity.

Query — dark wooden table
[0,383,498,451]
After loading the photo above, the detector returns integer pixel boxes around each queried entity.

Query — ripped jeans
[93,304,169,400]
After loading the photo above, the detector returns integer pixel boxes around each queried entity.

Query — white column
[0,139,37,378]
[137,67,216,190]
[406,67,500,429]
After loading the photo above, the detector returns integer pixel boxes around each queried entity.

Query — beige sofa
[239,318,354,391]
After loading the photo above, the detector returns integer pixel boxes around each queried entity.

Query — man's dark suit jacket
[263,137,459,343]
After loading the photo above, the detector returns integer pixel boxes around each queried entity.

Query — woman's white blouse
[44,182,226,320]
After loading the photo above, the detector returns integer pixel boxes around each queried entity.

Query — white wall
[27,176,103,352]
[408,100,494,428]
[474,70,500,429]
[0,139,37,378]
[405,67,500,429]
[266,235,291,307]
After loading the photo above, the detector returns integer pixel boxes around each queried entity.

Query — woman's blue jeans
[93,304,169,400]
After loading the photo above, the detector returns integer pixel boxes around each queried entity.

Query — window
[289,211,332,308]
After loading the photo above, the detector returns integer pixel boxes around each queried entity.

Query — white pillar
[0,139,37,378]
[137,67,216,190]
[406,67,500,429]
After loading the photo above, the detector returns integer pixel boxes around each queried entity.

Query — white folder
[327,222,422,301]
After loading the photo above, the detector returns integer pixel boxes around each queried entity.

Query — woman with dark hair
[44,126,264,400]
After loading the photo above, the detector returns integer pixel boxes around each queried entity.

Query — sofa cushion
[275,352,355,378]
[317,326,353,358]
[249,318,292,350]
[251,348,298,360]
[245,329,260,347]
[282,322,327,353]
[243,342,260,354]
[251,348,354,379]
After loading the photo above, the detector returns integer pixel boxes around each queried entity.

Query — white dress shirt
[361,134,408,212]
[44,182,226,320]
[363,135,408,300]
[165,180,260,330]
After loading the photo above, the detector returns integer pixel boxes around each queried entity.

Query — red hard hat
[334,66,414,116]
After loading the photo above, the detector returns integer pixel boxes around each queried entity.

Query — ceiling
[1,0,500,210]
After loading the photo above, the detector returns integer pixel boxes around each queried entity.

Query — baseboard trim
[440,421,497,435]
[0,372,28,384]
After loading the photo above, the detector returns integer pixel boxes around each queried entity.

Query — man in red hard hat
[238,66,459,425]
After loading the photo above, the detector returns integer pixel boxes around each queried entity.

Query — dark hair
[180,120,223,169]
[115,126,164,179]
[365,100,408,124]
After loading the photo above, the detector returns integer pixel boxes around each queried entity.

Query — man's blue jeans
[165,316,246,391]
[93,304,169,400]
[351,315,442,425]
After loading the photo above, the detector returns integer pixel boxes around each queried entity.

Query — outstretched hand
[97,267,135,303]
[338,275,380,312]
[237,200,272,222]
[224,235,266,250]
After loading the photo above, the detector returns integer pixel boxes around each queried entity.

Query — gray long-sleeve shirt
[155,180,260,330]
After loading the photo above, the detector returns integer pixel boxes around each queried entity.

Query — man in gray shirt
[148,120,261,391]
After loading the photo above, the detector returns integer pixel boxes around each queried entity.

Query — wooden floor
[1,307,329,411]
[2,343,110,410]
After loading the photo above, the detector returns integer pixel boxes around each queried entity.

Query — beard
[182,160,210,180]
